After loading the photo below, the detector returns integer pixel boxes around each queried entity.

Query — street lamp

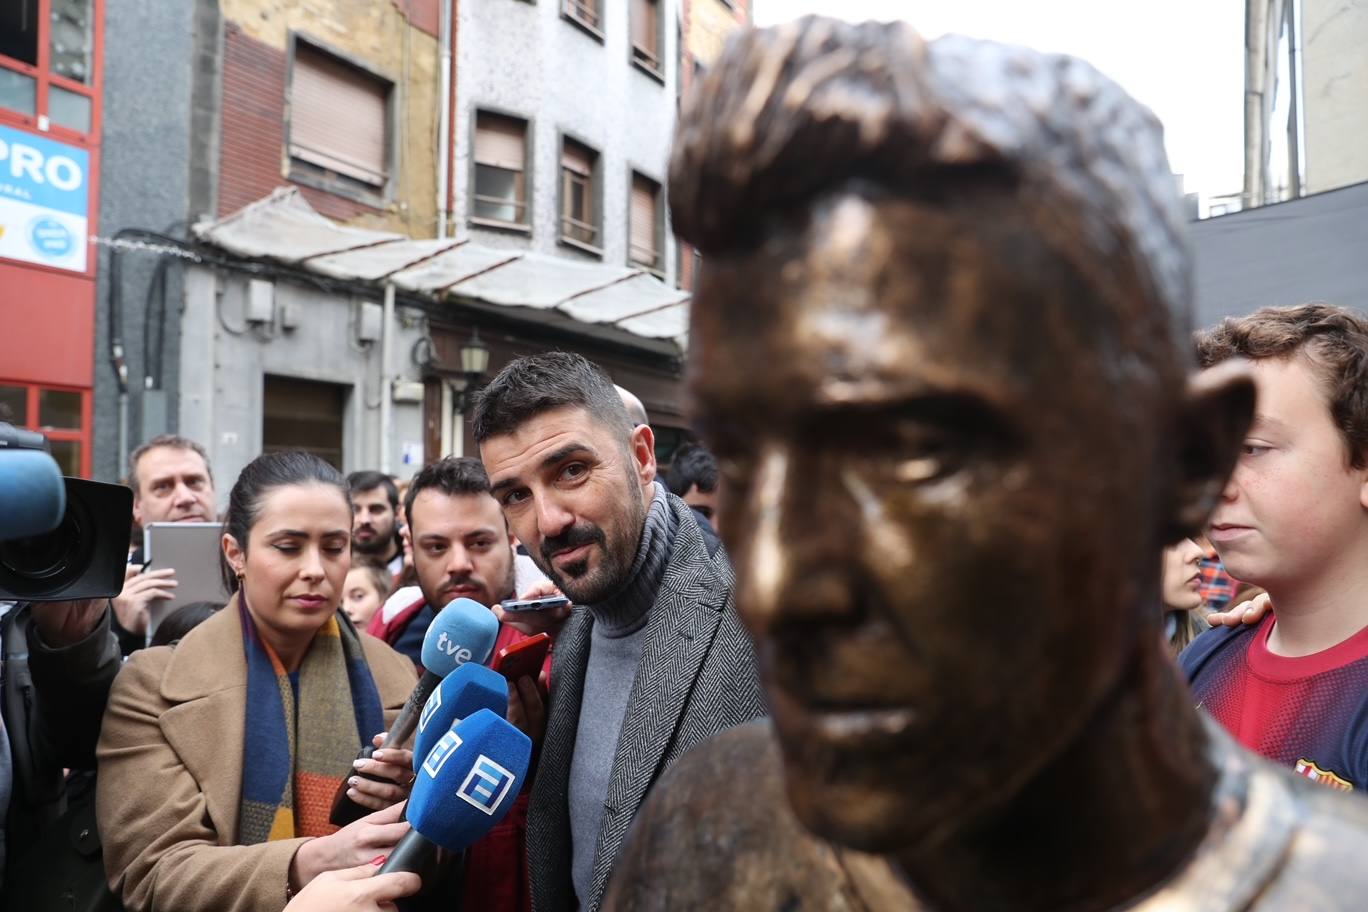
[453,330,490,413]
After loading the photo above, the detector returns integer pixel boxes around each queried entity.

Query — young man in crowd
[663,442,723,557]
[366,455,548,912]
[347,471,405,580]
[114,434,217,654]
[367,458,518,665]
[1182,303,1368,790]
[474,352,764,912]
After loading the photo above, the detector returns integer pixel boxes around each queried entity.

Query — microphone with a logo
[331,598,499,826]
[377,708,532,878]
[414,662,509,765]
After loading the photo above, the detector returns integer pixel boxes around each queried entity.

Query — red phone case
[491,633,551,681]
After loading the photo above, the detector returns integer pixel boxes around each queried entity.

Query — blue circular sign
[28,217,74,259]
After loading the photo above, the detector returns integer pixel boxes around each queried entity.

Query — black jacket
[1,604,122,898]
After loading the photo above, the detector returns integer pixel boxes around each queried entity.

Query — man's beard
[422,550,517,610]
[353,526,395,557]
[536,473,648,605]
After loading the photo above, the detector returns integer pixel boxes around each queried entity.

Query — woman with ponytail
[96,451,418,912]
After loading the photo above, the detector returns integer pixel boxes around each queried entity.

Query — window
[289,40,391,196]
[263,375,346,470]
[473,111,529,228]
[560,139,599,249]
[0,0,98,137]
[0,381,90,476]
[631,0,662,74]
[629,173,663,273]
[562,0,601,32]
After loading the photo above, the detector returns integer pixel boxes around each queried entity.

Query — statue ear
[1166,361,1256,541]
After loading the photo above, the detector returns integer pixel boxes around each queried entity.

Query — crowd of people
[8,300,1367,911]
[5,15,1368,912]
[0,349,764,912]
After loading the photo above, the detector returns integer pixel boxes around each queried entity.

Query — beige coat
[96,602,417,912]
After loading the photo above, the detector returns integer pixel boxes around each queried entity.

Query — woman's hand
[347,733,416,813]
[285,860,420,912]
[289,802,410,892]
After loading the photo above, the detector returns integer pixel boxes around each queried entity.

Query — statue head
[672,17,1253,853]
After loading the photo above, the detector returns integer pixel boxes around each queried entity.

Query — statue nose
[739,447,860,633]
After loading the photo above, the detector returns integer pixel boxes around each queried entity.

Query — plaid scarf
[236,596,384,844]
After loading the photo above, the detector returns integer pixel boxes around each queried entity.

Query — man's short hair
[404,456,500,530]
[472,351,633,444]
[669,17,1192,360]
[1196,303,1368,468]
[127,434,212,497]
[347,470,399,508]
[665,443,718,496]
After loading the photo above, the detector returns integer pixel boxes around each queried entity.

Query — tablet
[142,522,232,639]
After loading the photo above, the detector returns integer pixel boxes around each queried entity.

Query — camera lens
[0,512,82,580]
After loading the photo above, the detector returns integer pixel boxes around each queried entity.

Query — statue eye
[894,457,943,483]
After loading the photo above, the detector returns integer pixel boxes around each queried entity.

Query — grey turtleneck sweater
[568,482,678,906]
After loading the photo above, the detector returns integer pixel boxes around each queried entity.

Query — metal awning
[194,188,691,350]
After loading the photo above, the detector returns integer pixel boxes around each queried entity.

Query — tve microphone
[414,662,508,768]
[0,448,65,542]
[378,709,532,876]
[331,597,501,826]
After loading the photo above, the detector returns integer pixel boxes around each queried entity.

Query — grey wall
[93,0,221,482]
[179,267,429,501]
[1190,181,1368,328]
[454,0,679,281]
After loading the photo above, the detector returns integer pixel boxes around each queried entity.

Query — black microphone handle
[329,744,385,827]
[330,669,441,827]
[377,829,437,876]
[383,669,443,749]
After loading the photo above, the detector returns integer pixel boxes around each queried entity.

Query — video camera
[0,422,131,601]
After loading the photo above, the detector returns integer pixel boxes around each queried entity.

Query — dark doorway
[262,375,347,470]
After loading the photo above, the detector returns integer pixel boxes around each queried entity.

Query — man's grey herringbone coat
[527,493,767,912]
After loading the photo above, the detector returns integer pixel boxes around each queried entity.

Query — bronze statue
[604,16,1368,912]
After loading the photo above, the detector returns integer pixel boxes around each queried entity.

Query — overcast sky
[752,0,1245,203]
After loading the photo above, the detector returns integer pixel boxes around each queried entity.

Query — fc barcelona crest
[1294,758,1353,792]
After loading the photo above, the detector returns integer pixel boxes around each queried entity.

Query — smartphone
[501,594,571,613]
[491,633,552,681]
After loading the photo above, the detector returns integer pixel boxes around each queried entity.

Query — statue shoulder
[605,719,879,911]
[1252,778,1368,910]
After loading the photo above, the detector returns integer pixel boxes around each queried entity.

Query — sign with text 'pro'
[0,124,89,273]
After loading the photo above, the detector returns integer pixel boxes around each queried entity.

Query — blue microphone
[415,662,509,767]
[419,597,500,673]
[0,448,65,541]
[378,709,532,875]
[331,597,501,826]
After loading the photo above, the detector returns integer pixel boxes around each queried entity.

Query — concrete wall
[1246,0,1368,205]
[179,266,430,497]
[1300,0,1368,194]
[454,0,680,283]
[93,0,221,482]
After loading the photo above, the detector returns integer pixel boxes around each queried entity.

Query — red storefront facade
[0,0,103,477]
